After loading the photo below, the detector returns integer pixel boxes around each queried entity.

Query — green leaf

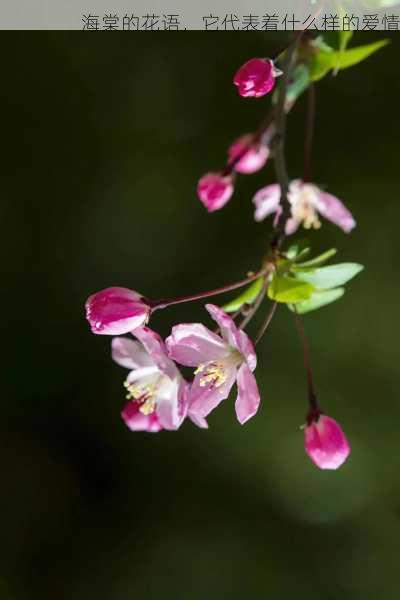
[338,30,353,52]
[294,248,337,269]
[294,263,363,289]
[335,39,389,71]
[222,278,263,313]
[268,275,314,304]
[284,239,310,261]
[310,39,389,81]
[285,64,310,106]
[288,288,345,314]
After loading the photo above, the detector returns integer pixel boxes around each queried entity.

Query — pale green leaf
[268,275,314,304]
[294,263,363,289]
[222,278,263,313]
[335,39,389,70]
[288,288,345,314]
[294,248,337,269]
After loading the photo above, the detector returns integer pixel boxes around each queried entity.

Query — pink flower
[112,327,208,433]
[85,287,150,335]
[233,58,280,98]
[253,180,356,234]
[228,134,269,174]
[197,172,234,212]
[166,304,260,424]
[304,413,350,470]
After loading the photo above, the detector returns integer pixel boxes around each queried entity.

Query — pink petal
[285,217,300,235]
[235,363,261,424]
[228,134,269,174]
[133,327,178,381]
[315,191,356,233]
[166,323,229,367]
[85,286,149,335]
[111,337,153,370]
[197,172,234,212]
[253,184,281,222]
[188,412,209,429]
[205,304,257,370]
[156,378,188,431]
[305,414,351,470]
[233,58,276,98]
[121,401,163,433]
[189,366,237,420]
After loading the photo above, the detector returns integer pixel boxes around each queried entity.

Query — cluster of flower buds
[85,49,357,471]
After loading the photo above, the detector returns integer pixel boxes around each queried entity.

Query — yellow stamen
[194,361,228,388]
[123,380,157,415]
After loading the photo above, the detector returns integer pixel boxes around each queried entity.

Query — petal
[166,323,229,367]
[205,304,257,370]
[111,337,154,370]
[285,217,300,235]
[121,401,163,433]
[85,286,149,335]
[305,414,351,470]
[133,327,178,380]
[314,191,356,233]
[253,184,281,222]
[189,366,237,419]
[235,363,261,424]
[156,377,183,430]
[188,412,209,429]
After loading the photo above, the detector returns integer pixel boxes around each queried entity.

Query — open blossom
[197,172,234,212]
[253,179,356,234]
[233,58,280,98]
[113,327,207,433]
[166,304,260,424]
[86,287,150,335]
[228,134,269,174]
[304,413,350,470]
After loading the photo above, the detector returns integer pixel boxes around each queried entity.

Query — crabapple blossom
[253,179,356,234]
[85,287,150,335]
[233,58,281,98]
[112,327,207,433]
[197,172,234,212]
[304,413,350,470]
[166,304,260,424]
[228,134,269,174]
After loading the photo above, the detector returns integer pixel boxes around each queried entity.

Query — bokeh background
[1,31,400,600]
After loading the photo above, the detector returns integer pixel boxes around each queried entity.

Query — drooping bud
[233,58,280,98]
[85,287,150,335]
[228,134,269,174]
[197,172,234,212]
[304,413,350,470]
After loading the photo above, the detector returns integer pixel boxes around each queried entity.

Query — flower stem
[271,36,301,249]
[292,309,319,411]
[303,83,316,183]
[255,301,278,345]
[151,270,266,311]
[238,277,269,330]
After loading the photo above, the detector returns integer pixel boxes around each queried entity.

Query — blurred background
[1,31,399,600]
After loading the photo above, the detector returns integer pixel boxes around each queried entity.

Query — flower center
[292,190,321,230]
[194,361,228,389]
[124,380,157,415]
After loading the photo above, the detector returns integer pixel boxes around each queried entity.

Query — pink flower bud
[197,172,234,212]
[228,134,269,174]
[233,58,279,98]
[304,414,350,470]
[85,286,150,335]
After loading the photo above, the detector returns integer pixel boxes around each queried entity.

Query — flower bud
[197,172,234,212]
[233,58,280,98]
[228,134,269,174]
[85,286,150,335]
[304,414,350,470]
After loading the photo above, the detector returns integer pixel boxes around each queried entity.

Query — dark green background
[1,32,400,599]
